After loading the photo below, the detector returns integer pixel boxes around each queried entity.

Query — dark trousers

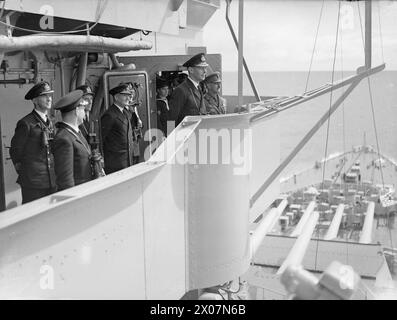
[21,187,56,204]
[133,156,140,165]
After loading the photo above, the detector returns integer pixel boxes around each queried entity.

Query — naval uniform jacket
[9,109,56,190]
[169,79,206,126]
[52,122,92,191]
[204,93,226,115]
[156,98,169,136]
[100,104,134,173]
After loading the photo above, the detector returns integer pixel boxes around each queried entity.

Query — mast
[225,0,260,102]
[238,0,244,107]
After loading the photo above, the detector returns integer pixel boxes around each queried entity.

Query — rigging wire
[304,0,325,93]
[357,1,385,202]
[357,2,393,251]
[339,27,350,262]
[315,0,342,271]
[340,21,347,186]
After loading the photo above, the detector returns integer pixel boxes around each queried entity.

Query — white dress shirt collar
[34,108,48,122]
[114,103,125,113]
[188,77,200,90]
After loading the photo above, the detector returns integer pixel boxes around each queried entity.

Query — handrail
[249,63,385,123]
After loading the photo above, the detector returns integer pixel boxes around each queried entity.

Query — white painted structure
[0,112,281,299]
[359,201,375,244]
[324,204,345,240]
[290,201,316,237]
[250,199,288,258]
[277,211,319,275]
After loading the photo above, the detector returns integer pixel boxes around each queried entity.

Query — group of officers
[156,52,226,136]
[9,52,226,204]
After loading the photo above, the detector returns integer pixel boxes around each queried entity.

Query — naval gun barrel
[277,211,319,275]
[250,199,288,258]
[359,201,375,244]
[324,204,345,240]
[290,201,316,237]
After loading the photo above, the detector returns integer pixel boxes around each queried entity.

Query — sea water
[222,70,397,177]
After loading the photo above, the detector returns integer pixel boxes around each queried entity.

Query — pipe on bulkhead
[0,78,29,85]
[58,56,66,96]
[109,53,136,71]
[76,52,88,88]
[0,35,152,53]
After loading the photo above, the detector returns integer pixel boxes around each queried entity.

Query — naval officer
[203,72,227,115]
[10,81,57,204]
[168,53,208,126]
[76,84,94,141]
[100,82,135,174]
[52,90,92,191]
[156,77,170,137]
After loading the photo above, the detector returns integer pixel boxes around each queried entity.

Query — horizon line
[221,69,395,72]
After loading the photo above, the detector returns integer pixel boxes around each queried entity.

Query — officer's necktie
[197,85,207,114]
[123,108,130,120]
[198,84,203,97]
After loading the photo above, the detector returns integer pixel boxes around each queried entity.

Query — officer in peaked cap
[204,71,222,84]
[169,53,208,126]
[101,82,135,174]
[24,81,54,100]
[52,90,92,191]
[182,52,209,68]
[108,82,134,96]
[76,85,94,141]
[54,89,85,113]
[10,81,56,204]
[203,71,227,115]
[76,84,94,97]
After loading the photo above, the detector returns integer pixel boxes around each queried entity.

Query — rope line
[304,0,325,93]
[357,1,393,251]
[315,0,342,271]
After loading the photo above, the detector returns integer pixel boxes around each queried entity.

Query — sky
[203,0,397,71]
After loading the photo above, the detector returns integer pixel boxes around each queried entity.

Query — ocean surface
[222,70,397,177]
